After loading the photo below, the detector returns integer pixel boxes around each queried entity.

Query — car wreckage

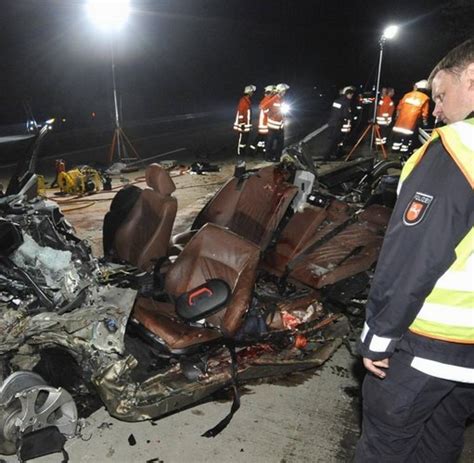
[0,126,399,459]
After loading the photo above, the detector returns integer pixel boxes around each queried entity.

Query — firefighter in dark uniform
[323,86,355,161]
[355,38,474,462]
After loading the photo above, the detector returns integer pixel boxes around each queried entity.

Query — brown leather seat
[132,223,261,352]
[265,201,391,289]
[188,166,299,250]
[113,164,177,271]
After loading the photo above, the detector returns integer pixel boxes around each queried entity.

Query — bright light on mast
[86,0,130,30]
[383,25,399,40]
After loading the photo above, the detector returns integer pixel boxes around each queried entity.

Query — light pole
[369,24,399,151]
[87,0,139,164]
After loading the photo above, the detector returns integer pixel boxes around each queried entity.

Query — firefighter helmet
[276,83,290,93]
[264,85,275,93]
[415,79,429,90]
[342,86,356,95]
[244,85,256,95]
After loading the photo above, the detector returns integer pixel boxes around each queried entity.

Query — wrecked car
[0,127,396,457]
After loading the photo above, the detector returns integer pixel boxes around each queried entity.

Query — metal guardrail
[418,127,433,145]
[300,123,328,144]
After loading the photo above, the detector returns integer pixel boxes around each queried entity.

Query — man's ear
[466,62,474,90]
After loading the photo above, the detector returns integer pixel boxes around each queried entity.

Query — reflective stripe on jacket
[233,96,252,132]
[376,95,394,126]
[393,90,430,133]
[262,94,284,130]
[258,95,272,134]
[328,96,352,133]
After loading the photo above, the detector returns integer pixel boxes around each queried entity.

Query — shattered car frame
[0,128,397,455]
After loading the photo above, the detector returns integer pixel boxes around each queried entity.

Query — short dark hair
[429,38,474,85]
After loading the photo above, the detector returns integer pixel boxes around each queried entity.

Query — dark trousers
[376,123,391,145]
[355,350,474,462]
[255,132,268,153]
[266,129,284,161]
[391,131,415,156]
[323,126,344,160]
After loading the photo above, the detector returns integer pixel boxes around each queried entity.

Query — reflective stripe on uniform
[341,119,351,133]
[404,96,424,106]
[360,322,397,352]
[411,357,474,383]
[415,302,474,328]
[258,110,268,132]
[332,102,342,109]
[393,127,414,135]
[435,121,474,188]
[268,118,283,129]
[399,118,474,191]
[369,334,393,352]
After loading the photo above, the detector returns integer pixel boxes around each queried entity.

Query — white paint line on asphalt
[126,148,187,166]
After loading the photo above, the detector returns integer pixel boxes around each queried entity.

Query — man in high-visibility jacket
[375,87,395,146]
[355,38,474,462]
[263,83,289,162]
[255,85,275,155]
[233,84,256,176]
[391,80,430,155]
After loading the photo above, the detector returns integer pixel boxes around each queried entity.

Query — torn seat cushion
[287,204,391,288]
[263,199,351,275]
[132,298,221,351]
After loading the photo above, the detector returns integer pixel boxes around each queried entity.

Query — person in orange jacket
[391,80,430,155]
[255,85,275,155]
[233,84,256,176]
[375,87,395,146]
[263,83,290,162]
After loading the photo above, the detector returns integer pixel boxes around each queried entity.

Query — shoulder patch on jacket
[403,192,434,226]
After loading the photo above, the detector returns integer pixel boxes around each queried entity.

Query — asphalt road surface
[0,106,328,179]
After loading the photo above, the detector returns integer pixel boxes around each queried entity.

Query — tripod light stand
[108,41,140,164]
[345,24,399,162]
[87,0,140,165]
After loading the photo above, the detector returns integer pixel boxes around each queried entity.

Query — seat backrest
[165,223,260,336]
[286,203,391,289]
[113,164,177,271]
[192,166,298,250]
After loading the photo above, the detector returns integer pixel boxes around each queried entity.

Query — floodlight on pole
[87,0,139,164]
[86,0,130,30]
[383,25,399,40]
[369,24,399,152]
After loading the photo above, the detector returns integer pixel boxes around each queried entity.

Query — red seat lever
[188,287,213,306]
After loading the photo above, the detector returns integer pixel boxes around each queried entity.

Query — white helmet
[276,83,290,93]
[415,79,429,90]
[341,86,356,95]
[264,85,275,93]
[244,85,256,95]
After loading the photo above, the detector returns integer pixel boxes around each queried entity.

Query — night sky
[0,0,472,126]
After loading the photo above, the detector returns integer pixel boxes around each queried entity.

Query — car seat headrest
[145,163,176,195]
